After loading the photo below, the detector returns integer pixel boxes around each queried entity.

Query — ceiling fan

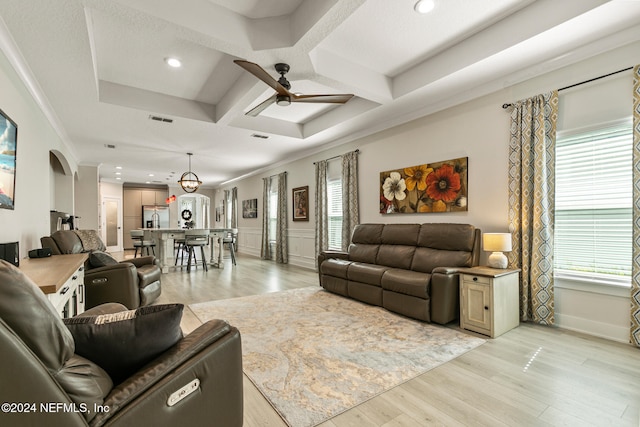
[234,59,354,117]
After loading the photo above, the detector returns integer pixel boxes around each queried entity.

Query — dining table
[141,228,233,273]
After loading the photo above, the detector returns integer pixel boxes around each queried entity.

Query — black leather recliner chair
[0,260,243,427]
[41,230,161,309]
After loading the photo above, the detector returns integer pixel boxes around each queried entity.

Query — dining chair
[130,229,155,257]
[222,229,238,266]
[184,229,210,272]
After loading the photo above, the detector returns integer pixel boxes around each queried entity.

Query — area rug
[190,287,485,427]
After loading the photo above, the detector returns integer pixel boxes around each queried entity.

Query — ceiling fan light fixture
[276,95,291,106]
[178,153,202,193]
[414,0,435,14]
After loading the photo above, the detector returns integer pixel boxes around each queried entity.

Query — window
[554,122,632,286]
[269,180,278,243]
[327,178,342,250]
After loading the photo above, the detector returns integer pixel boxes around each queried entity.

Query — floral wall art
[380,157,468,214]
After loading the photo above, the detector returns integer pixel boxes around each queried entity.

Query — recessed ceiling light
[116,177,121,180]
[414,0,435,14]
[165,57,182,68]
[115,172,121,175]
[116,166,122,170]
[148,174,154,177]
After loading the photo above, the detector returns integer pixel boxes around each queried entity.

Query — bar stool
[130,230,155,257]
[184,229,209,272]
[222,229,237,266]
[174,237,187,266]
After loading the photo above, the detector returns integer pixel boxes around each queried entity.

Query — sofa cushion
[89,251,119,268]
[0,260,74,372]
[321,258,351,279]
[74,230,107,252]
[411,247,473,273]
[381,269,431,299]
[351,224,384,244]
[376,245,416,269]
[347,262,389,286]
[348,243,380,264]
[418,223,476,251]
[51,230,84,254]
[63,303,184,384]
[380,224,420,245]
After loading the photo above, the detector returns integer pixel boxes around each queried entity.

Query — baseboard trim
[555,313,630,344]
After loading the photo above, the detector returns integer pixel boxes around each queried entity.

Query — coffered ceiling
[1,0,639,187]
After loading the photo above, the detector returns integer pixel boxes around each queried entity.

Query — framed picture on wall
[292,186,309,221]
[0,108,17,210]
[242,199,258,218]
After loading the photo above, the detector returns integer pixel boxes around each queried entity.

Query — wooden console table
[20,253,87,318]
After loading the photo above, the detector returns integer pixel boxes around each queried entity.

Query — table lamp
[483,233,512,269]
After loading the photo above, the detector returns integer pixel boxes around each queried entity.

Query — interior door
[102,197,122,252]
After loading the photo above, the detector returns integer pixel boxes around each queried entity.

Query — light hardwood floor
[122,251,640,427]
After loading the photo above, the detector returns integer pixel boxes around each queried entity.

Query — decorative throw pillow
[63,304,184,384]
[88,251,119,268]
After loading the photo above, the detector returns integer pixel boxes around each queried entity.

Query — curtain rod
[313,149,360,165]
[265,171,287,179]
[501,66,634,109]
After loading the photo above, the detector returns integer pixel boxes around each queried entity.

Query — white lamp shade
[483,233,512,252]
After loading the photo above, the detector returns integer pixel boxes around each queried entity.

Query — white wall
[0,49,77,256]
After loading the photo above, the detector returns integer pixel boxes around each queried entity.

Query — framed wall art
[380,157,468,214]
[0,108,17,210]
[292,186,309,221]
[242,198,258,218]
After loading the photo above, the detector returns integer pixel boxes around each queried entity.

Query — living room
[1,1,640,426]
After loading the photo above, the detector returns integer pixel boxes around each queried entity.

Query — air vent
[104,144,116,149]
[251,133,269,139]
[149,115,173,123]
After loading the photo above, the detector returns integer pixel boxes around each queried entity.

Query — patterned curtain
[341,151,359,251]
[231,187,238,228]
[314,160,329,269]
[275,172,288,264]
[632,64,640,347]
[507,91,558,325]
[260,177,271,260]
[223,190,230,228]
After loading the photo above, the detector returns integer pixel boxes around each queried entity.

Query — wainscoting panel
[236,227,315,270]
[287,228,316,270]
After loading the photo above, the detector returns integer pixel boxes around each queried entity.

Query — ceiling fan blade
[291,93,354,104]
[234,60,290,96]
[245,95,277,117]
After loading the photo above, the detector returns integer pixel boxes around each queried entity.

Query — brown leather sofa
[318,223,481,324]
[0,260,243,427]
[41,230,161,309]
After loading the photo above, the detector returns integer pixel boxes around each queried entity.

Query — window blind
[554,124,632,282]
[327,178,342,250]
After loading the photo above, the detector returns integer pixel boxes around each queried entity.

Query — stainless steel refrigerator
[142,205,169,228]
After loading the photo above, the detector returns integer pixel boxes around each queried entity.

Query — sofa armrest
[317,250,350,283]
[92,320,243,427]
[124,256,158,268]
[84,263,140,309]
[430,271,460,325]
[432,266,463,275]
[40,236,62,255]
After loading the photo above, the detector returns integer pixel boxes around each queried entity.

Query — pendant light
[178,153,202,193]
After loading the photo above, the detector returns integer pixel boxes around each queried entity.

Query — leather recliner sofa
[41,230,161,309]
[318,223,481,324]
[0,260,243,427]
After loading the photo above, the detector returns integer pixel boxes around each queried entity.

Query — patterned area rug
[190,287,485,427]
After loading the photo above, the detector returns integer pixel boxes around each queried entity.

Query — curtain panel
[231,187,238,228]
[275,172,288,264]
[341,151,360,251]
[631,65,640,347]
[223,190,230,228]
[314,160,329,270]
[261,177,271,260]
[507,91,558,325]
